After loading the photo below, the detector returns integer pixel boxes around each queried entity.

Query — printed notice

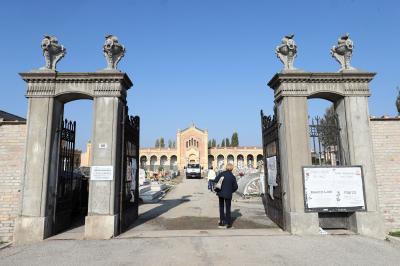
[91,166,114,181]
[303,166,365,211]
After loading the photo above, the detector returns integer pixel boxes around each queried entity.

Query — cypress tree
[221,139,225,147]
[155,139,160,148]
[225,138,230,147]
[231,132,239,147]
[160,137,165,148]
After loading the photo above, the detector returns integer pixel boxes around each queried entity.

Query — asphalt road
[1,234,399,266]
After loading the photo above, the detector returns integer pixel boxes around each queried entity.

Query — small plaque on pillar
[91,166,114,181]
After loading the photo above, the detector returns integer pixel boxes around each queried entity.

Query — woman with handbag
[213,163,238,228]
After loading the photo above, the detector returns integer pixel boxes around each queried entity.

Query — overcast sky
[1,0,399,149]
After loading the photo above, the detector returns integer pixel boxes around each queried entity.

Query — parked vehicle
[185,164,202,179]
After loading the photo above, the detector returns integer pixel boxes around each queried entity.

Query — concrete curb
[0,242,12,250]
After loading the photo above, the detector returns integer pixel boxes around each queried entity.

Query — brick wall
[0,123,26,242]
[370,117,400,231]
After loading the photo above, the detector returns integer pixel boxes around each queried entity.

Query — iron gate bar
[261,110,284,229]
[55,118,79,234]
[309,115,343,166]
[119,106,140,233]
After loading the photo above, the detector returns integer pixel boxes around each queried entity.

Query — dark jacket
[213,170,238,199]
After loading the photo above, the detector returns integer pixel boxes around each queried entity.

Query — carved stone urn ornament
[331,33,356,71]
[103,35,125,70]
[40,35,66,71]
[276,34,297,71]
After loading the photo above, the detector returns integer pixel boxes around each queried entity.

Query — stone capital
[267,71,376,101]
[20,72,133,101]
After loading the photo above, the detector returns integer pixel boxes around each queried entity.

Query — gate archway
[14,36,138,243]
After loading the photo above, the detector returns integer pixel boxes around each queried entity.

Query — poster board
[303,166,366,212]
[266,156,277,199]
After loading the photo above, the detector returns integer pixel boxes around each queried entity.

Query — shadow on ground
[130,206,277,230]
[126,195,192,230]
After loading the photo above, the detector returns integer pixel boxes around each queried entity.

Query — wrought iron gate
[119,110,140,232]
[309,116,343,166]
[261,110,284,229]
[54,119,80,233]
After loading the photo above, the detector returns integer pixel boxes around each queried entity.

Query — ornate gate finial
[40,35,66,71]
[276,34,297,71]
[103,35,125,70]
[331,33,356,71]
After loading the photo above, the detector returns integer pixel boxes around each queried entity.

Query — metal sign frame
[302,165,367,213]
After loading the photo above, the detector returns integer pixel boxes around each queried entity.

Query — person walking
[213,163,238,228]
[207,166,216,192]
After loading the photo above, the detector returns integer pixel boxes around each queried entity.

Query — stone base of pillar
[284,211,319,235]
[84,215,118,240]
[349,211,385,239]
[14,216,52,244]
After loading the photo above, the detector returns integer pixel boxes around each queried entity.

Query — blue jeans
[208,180,214,191]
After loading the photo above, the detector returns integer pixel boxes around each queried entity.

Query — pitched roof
[0,110,26,122]
[180,123,206,134]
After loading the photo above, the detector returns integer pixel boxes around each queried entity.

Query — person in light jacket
[207,166,216,192]
[213,163,238,228]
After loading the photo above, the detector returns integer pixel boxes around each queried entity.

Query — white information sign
[267,156,277,199]
[303,166,365,211]
[91,166,114,181]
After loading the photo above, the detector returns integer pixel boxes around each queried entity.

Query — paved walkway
[123,177,276,232]
[2,234,400,265]
[3,177,399,265]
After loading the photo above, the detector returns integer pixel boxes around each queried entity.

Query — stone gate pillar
[269,75,318,234]
[15,35,134,243]
[85,93,125,240]
[335,93,384,237]
[267,34,384,237]
[14,72,64,243]
[268,71,384,237]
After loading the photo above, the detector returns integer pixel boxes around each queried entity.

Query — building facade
[138,124,263,171]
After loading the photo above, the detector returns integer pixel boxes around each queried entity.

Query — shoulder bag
[214,176,224,192]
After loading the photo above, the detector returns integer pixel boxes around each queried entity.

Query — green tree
[231,132,239,147]
[160,137,165,148]
[225,138,230,147]
[173,141,176,148]
[318,106,338,147]
[212,139,216,147]
[221,139,226,147]
[208,140,211,148]
[168,139,173,148]
[155,139,160,148]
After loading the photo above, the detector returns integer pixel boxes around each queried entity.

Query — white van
[185,164,202,179]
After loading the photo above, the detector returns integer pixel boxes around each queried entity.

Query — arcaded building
[139,124,263,171]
